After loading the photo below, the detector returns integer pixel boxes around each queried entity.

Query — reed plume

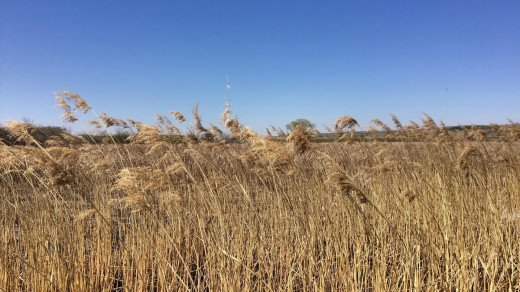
[286,124,314,155]
[334,116,359,136]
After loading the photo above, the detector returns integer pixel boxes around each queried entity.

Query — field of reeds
[1,91,520,291]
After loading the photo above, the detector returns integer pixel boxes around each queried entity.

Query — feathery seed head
[286,124,314,155]
[170,111,186,123]
[334,116,359,134]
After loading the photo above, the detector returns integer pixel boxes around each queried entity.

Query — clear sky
[1,0,519,133]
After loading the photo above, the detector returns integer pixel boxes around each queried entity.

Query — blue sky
[1,0,519,133]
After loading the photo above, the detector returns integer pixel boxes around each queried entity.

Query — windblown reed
[0,92,519,291]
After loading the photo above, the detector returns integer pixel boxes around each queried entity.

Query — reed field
[1,91,520,291]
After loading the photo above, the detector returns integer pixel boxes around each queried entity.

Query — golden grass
[1,93,520,291]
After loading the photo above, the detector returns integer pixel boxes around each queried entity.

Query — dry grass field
[1,92,520,291]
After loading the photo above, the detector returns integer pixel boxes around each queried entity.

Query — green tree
[286,118,315,132]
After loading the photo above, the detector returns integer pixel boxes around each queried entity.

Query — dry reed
[0,92,519,291]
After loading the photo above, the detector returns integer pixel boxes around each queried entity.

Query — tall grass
[1,92,519,290]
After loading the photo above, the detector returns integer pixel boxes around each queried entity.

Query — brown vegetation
[1,92,519,290]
